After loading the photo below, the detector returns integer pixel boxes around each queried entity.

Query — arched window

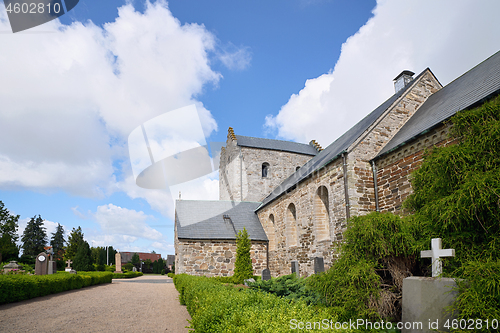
[296,166,300,171]
[314,186,330,241]
[262,162,270,177]
[286,203,298,247]
[268,214,276,251]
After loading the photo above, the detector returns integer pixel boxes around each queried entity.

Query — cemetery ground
[0,275,192,332]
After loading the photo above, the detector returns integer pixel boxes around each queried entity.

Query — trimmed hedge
[112,271,143,279]
[0,271,112,305]
[173,274,353,332]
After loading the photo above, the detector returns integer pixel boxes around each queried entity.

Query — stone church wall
[256,70,443,277]
[175,239,267,277]
[375,123,458,212]
[257,158,346,277]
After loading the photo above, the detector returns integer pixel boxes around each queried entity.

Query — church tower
[219,128,320,202]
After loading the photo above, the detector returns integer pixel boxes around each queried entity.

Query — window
[286,203,298,247]
[262,162,270,177]
[268,214,276,251]
[296,166,300,171]
[314,186,330,241]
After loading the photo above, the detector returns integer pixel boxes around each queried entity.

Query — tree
[107,246,117,265]
[234,227,253,283]
[65,226,84,260]
[131,252,140,269]
[50,223,65,260]
[144,258,152,273]
[73,240,93,271]
[405,94,500,266]
[0,201,20,262]
[21,215,47,257]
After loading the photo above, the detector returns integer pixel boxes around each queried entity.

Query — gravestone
[291,260,299,277]
[132,266,137,272]
[262,268,271,281]
[244,278,255,286]
[314,257,325,274]
[35,252,49,275]
[114,252,122,273]
[65,259,73,272]
[402,238,458,333]
[47,248,55,274]
[420,238,455,277]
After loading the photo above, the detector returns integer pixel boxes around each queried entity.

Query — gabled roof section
[235,135,318,156]
[176,200,267,241]
[256,68,430,211]
[376,50,500,158]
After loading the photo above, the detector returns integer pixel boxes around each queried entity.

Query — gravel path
[0,275,192,333]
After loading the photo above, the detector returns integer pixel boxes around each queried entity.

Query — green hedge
[0,271,112,305]
[112,271,143,279]
[173,274,354,332]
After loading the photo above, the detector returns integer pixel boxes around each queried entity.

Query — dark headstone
[35,252,49,275]
[262,268,271,281]
[291,260,299,277]
[314,257,325,274]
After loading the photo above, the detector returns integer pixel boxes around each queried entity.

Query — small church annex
[175,50,500,278]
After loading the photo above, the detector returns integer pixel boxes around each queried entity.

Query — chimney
[393,70,415,93]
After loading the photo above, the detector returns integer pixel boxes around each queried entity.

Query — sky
[1,0,500,257]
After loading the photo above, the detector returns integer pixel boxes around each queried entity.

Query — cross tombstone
[65,259,73,272]
[314,257,325,274]
[291,260,300,277]
[261,268,271,281]
[421,238,455,277]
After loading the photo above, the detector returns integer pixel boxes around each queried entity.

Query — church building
[175,50,500,278]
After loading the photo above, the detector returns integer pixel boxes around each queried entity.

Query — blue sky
[1,0,500,256]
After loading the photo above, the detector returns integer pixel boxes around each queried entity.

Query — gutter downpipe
[239,146,243,201]
[371,160,380,212]
[342,152,350,220]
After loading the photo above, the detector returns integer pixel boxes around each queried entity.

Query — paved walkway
[0,275,192,333]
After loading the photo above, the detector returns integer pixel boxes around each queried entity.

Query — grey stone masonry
[219,129,315,202]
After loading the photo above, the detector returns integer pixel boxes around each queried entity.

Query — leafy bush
[123,263,134,271]
[0,271,112,305]
[161,269,165,275]
[233,228,253,284]
[450,259,500,332]
[112,271,143,279]
[173,274,352,333]
[248,273,322,305]
[167,272,174,278]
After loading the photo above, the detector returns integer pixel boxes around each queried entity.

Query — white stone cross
[66,260,73,268]
[421,238,455,277]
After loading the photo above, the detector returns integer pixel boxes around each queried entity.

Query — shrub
[123,263,134,271]
[161,269,165,275]
[167,272,174,278]
[248,274,322,305]
[173,274,351,333]
[0,271,112,305]
[233,228,253,284]
[112,271,143,279]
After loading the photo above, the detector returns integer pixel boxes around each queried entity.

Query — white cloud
[265,0,500,146]
[93,203,163,241]
[218,43,252,71]
[0,1,225,198]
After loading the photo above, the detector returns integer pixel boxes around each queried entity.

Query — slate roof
[176,200,268,241]
[376,50,500,158]
[235,135,318,156]
[256,68,430,211]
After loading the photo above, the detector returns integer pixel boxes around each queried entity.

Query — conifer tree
[234,227,253,283]
[21,215,47,257]
[73,240,93,271]
[65,226,84,260]
[50,223,65,260]
[0,200,20,262]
